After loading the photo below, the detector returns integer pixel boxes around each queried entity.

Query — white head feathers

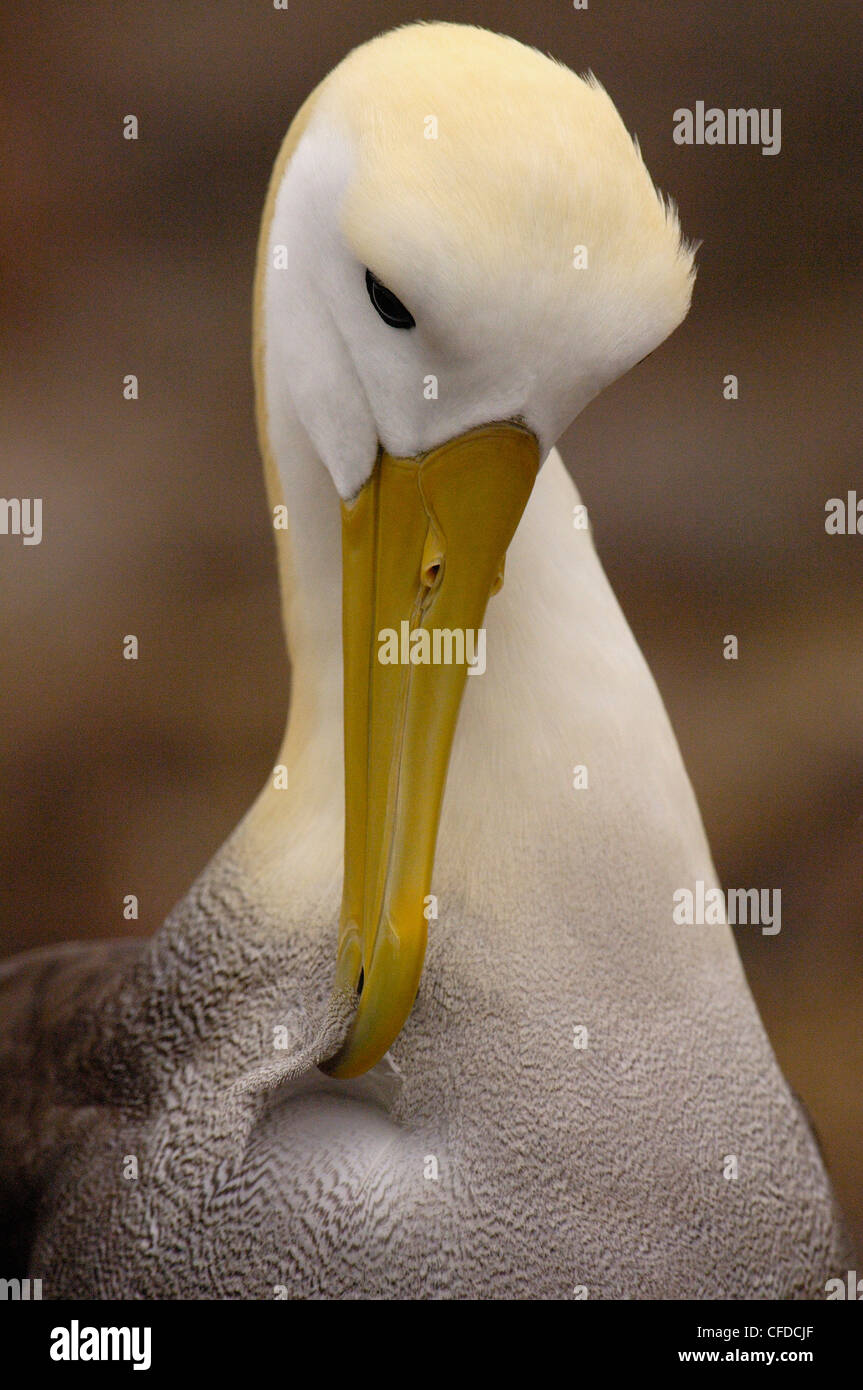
[258,22,695,499]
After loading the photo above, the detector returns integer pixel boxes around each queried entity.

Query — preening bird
[0,22,851,1298]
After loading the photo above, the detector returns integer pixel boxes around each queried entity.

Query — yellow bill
[322,421,539,1078]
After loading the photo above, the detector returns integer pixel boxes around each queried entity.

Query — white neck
[235,395,714,932]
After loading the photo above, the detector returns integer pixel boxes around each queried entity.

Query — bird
[0,21,852,1299]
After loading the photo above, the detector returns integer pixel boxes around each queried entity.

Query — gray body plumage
[0,835,852,1299]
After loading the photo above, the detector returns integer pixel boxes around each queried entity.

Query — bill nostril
[420,527,444,592]
[422,560,441,588]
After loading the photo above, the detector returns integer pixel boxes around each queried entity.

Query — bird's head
[254,22,695,1077]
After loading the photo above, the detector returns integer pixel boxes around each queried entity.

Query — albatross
[0,21,851,1299]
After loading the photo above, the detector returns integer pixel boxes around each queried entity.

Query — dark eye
[365,268,415,329]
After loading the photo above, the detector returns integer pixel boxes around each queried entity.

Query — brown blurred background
[1,1,861,1254]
